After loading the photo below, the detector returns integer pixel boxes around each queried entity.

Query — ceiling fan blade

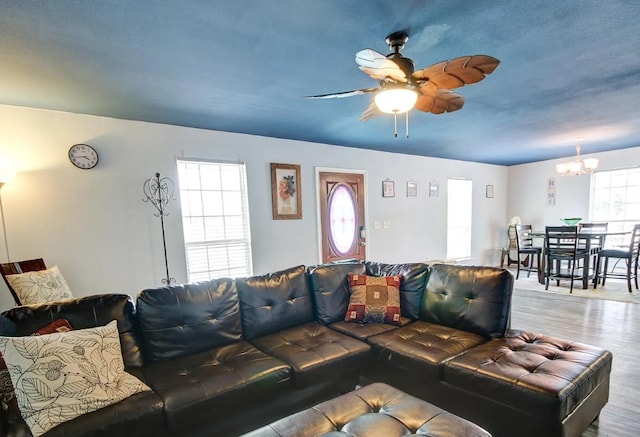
[412,55,500,89]
[415,85,465,114]
[356,49,407,82]
[303,87,378,99]
[359,101,382,122]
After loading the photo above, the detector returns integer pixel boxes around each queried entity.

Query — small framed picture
[382,179,395,197]
[271,163,302,220]
[429,181,439,198]
[485,184,494,198]
[407,180,417,197]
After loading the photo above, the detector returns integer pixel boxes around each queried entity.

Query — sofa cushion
[0,321,152,437]
[422,264,513,339]
[443,329,613,422]
[0,294,144,368]
[345,273,402,325]
[329,317,413,341]
[3,390,164,437]
[136,278,242,362]
[367,321,486,381]
[250,322,371,388]
[142,340,291,432]
[237,265,314,340]
[307,261,366,324]
[5,265,73,305]
[364,261,430,320]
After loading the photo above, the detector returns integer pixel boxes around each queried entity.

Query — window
[589,167,640,247]
[177,159,253,281]
[447,178,473,260]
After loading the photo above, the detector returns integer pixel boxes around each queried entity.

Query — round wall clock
[68,144,99,169]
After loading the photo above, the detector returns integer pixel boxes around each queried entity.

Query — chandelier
[555,142,599,176]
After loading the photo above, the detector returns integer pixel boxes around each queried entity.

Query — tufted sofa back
[365,261,431,320]
[136,278,241,362]
[0,294,144,367]
[422,264,513,339]
[236,265,314,340]
[307,261,366,325]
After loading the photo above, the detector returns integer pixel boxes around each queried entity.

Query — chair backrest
[0,258,47,306]
[630,224,640,259]
[579,222,609,248]
[515,224,535,250]
[579,222,609,232]
[545,226,578,256]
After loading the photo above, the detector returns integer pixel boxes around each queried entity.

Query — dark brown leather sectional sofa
[0,261,612,437]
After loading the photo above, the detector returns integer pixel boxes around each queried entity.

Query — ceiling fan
[305,31,500,137]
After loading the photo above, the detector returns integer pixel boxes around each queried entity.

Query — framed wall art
[485,184,494,198]
[382,179,395,197]
[429,180,439,198]
[407,180,417,197]
[271,163,302,219]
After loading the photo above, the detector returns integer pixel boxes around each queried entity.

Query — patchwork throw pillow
[345,273,402,325]
[0,320,151,437]
[0,319,74,417]
[5,265,74,305]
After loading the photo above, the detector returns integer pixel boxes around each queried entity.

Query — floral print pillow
[0,320,151,436]
[6,265,74,305]
[0,319,73,418]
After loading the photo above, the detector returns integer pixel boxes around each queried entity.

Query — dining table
[530,229,630,287]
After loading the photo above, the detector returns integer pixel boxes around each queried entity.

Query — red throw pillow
[345,274,402,325]
[0,319,73,415]
[32,318,73,336]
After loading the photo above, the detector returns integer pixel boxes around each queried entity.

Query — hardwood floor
[511,287,640,436]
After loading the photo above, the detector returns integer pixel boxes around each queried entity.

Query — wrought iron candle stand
[142,172,176,285]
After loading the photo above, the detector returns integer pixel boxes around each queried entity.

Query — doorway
[317,170,367,263]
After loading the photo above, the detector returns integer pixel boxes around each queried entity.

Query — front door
[317,170,366,263]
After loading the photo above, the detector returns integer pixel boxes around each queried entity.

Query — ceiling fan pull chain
[405,112,410,138]
[394,112,398,138]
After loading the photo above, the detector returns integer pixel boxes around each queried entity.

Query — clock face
[68,144,98,169]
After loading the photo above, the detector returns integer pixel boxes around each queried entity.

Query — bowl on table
[561,217,582,226]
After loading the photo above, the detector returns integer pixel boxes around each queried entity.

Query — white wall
[0,105,508,311]
[507,146,640,229]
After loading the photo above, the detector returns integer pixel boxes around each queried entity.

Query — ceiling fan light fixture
[375,88,418,114]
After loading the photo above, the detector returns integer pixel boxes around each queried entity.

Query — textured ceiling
[1,0,639,165]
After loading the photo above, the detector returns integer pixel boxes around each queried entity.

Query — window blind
[177,159,253,281]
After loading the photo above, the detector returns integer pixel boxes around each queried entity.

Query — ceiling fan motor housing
[387,54,415,79]
[385,32,415,79]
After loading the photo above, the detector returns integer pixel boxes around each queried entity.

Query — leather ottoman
[441,330,613,437]
[242,382,491,437]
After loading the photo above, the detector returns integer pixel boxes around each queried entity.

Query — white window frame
[589,167,640,247]
[447,178,473,260]
[177,158,253,281]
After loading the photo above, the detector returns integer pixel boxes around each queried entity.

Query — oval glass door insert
[329,184,356,254]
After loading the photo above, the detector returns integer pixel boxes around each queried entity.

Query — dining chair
[545,226,590,293]
[515,224,542,280]
[578,222,608,283]
[0,258,48,305]
[594,224,640,293]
